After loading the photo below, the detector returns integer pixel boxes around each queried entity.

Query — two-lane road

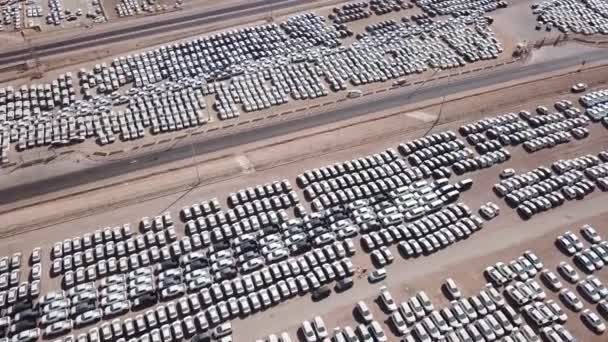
[1,48,605,205]
[0,0,308,65]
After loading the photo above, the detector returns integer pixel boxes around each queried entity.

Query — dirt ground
[1,65,608,341]
[3,57,607,225]
[0,0,592,170]
[1,0,595,171]
[102,0,243,21]
[1,1,608,341]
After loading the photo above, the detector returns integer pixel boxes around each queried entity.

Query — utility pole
[191,141,200,184]
[189,92,209,186]
[424,73,451,137]
[26,38,42,78]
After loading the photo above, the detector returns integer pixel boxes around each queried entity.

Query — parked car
[368,268,387,283]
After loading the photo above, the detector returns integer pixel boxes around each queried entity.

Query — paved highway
[0,0,306,65]
[0,49,605,205]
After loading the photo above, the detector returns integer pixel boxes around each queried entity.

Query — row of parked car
[89,241,355,341]
[501,225,608,337]
[532,0,608,35]
[460,99,592,159]
[2,195,362,341]
[494,151,608,219]
[252,218,603,341]
[0,249,41,316]
[344,277,542,342]
[356,183,477,253]
[414,0,507,18]
[554,226,608,335]
[329,1,372,24]
[0,0,510,164]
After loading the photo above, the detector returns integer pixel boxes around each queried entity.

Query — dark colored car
[334,277,354,292]
[214,267,237,282]
[132,293,157,310]
[192,333,211,342]
[311,286,331,301]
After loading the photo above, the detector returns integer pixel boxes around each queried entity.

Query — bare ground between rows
[1,62,607,238]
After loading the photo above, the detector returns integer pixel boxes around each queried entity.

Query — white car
[75,309,102,327]
[72,291,98,303]
[558,262,579,283]
[313,233,336,247]
[356,301,373,323]
[43,321,72,337]
[337,226,358,239]
[101,284,127,297]
[100,275,125,288]
[266,248,289,264]
[188,275,213,292]
[184,269,208,283]
[42,299,71,314]
[312,316,328,339]
[0,257,8,273]
[241,257,265,274]
[479,202,499,220]
[160,284,186,300]
[369,321,387,342]
[39,291,66,306]
[379,286,398,312]
[128,267,152,280]
[30,263,41,281]
[540,269,562,291]
[391,311,408,336]
[581,308,606,334]
[500,168,515,179]
[100,292,128,307]
[571,83,587,93]
[40,309,69,326]
[68,283,96,297]
[212,322,232,340]
[103,301,130,318]
[284,233,307,246]
[129,284,154,299]
[10,328,39,342]
[581,225,601,244]
[368,268,387,283]
[357,324,373,342]
[443,278,461,299]
[560,289,583,312]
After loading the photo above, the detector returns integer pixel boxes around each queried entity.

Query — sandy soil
[1,0,593,170]
[0,0,591,171]
[1,65,608,341]
[3,56,607,218]
[1,2,608,340]
[0,53,521,166]
[103,0,247,21]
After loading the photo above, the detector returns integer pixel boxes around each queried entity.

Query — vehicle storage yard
[1,0,608,342]
[0,0,511,165]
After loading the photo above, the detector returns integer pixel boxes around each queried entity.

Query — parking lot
[5,0,605,168]
[2,0,608,341]
[1,0,512,165]
[531,0,608,35]
[0,72,607,342]
[0,0,105,32]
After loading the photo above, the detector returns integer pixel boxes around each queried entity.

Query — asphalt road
[0,0,307,65]
[1,49,605,205]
